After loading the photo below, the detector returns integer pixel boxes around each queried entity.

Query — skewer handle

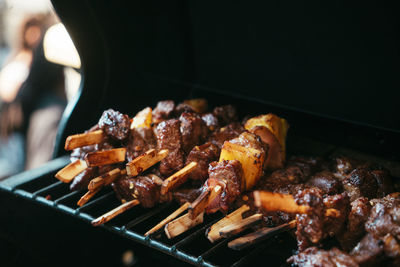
[91,199,140,226]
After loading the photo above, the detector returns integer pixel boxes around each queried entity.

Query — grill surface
[2,132,399,266]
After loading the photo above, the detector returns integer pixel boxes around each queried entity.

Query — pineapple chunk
[244,114,289,169]
[130,107,152,129]
[219,141,265,190]
[183,98,208,113]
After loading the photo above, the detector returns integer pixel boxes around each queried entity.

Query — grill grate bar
[32,181,63,196]
[231,242,269,267]
[199,236,234,260]
[54,190,82,204]
[124,202,173,230]
[174,218,221,249]
[76,191,115,212]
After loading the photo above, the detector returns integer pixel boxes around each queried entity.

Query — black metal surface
[50,0,400,160]
[0,156,300,266]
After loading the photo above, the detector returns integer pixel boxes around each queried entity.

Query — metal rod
[32,181,63,196]
[54,190,82,204]
[76,191,115,212]
[124,203,172,230]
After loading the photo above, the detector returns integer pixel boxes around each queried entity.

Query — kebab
[56,100,246,224]
[158,114,290,238]
[210,155,393,249]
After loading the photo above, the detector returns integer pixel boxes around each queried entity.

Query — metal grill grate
[0,156,296,266]
[2,135,398,266]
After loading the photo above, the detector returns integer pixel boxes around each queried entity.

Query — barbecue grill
[1,1,400,266]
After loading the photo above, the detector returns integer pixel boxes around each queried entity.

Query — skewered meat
[338,197,372,251]
[185,142,220,181]
[179,112,209,153]
[288,247,359,267]
[175,103,195,116]
[294,187,326,251]
[213,105,238,126]
[152,100,175,123]
[365,193,400,240]
[126,127,156,162]
[98,109,130,141]
[204,160,244,214]
[112,174,171,208]
[333,156,362,180]
[343,165,393,202]
[306,171,342,196]
[208,122,244,149]
[173,187,202,205]
[70,167,98,191]
[155,119,185,177]
[201,113,219,132]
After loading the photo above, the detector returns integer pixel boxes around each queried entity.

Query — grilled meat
[185,142,220,181]
[98,109,130,141]
[155,119,185,177]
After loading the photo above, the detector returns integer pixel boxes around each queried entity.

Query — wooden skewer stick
[253,191,309,214]
[160,162,198,195]
[164,212,204,239]
[219,213,263,238]
[88,168,125,192]
[55,159,88,183]
[77,187,102,206]
[79,169,127,206]
[64,130,104,151]
[145,202,190,236]
[91,199,140,226]
[254,191,341,217]
[85,148,126,167]
[228,220,297,250]
[207,205,250,243]
[188,185,222,219]
[126,149,169,177]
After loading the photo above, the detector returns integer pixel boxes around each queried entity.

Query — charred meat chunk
[185,142,220,181]
[350,233,386,266]
[179,112,209,153]
[173,187,202,205]
[288,247,358,267]
[365,193,400,240]
[213,105,238,126]
[152,100,175,123]
[323,192,350,238]
[112,174,163,208]
[175,103,195,116]
[343,167,379,201]
[126,127,156,162]
[201,113,220,132]
[343,165,392,202]
[155,119,184,177]
[306,171,342,196]
[205,160,244,214]
[339,197,372,251]
[208,122,244,149]
[229,131,267,153]
[98,109,130,141]
[70,167,98,191]
[294,187,325,251]
[333,156,361,180]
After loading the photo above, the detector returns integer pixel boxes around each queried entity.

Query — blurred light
[43,23,81,69]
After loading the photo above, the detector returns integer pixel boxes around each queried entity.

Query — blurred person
[0,13,66,179]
